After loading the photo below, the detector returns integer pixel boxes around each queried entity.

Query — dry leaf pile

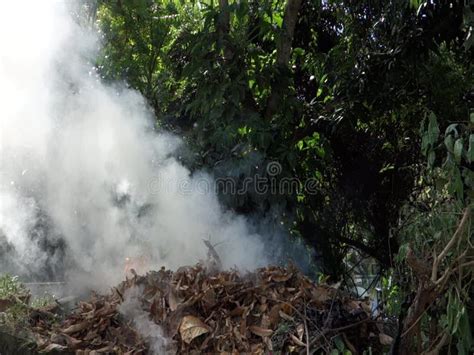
[28,262,387,354]
[31,293,147,354]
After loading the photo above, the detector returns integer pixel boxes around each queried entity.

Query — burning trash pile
[24,262,391,354]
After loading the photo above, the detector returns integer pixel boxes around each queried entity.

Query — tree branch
[431,208,471,282]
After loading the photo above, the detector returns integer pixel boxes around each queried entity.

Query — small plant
[0,275,58,332]
[30,294,56,309]
[0,274,28,299]
[0,275,30,330]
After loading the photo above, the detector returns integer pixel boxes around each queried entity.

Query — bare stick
[303,303,310,355]
[431,208,471,282]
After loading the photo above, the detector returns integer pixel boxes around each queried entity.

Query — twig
[434,254,474,287]
[423,331,449,355]
[270,298,324,335]
[432,208,470,282]
[203,239,223,269]
[359,272,381,298]
[114,287,124,302]
[457,260,474,270]
[303,303,310,355]
[210,286,259,309]
[342,332,357,354]
[324,286,340,328]
[401,293,435,339]
[306,318,371,350]
[267,298,328,354]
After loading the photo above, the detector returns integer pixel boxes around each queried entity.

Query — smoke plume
[0,2,275,290]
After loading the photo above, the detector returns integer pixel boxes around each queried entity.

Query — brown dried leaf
[62,321,90,334]
[249,326,273,338]
[271,272,293,282]
[260,314,271,329]
[168,288,180,311]
[296,323,304,340]
[279,310,294,322]
[83,329,98,341]
[30,263,379,354]
[42,343,68,352]
[290,333,306,347]
[311,286,333,303]
[202,287,216,307]
[346,300,371,314]
[179,315,210,344]
[250,343,265,355]
[379,333,394,345]
[240,314,247,335]
[230,306,245,317]
[51,333,82,348]
[361,299,372,313]
[263,336,273,351]
[150,297,165,322]
[268,305,281,327]
[95,344,115,352]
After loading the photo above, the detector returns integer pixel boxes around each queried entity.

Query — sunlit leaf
[179,315,210,344]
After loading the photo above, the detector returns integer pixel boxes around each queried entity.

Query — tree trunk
[264,0,303,120]
[217,0,232,60]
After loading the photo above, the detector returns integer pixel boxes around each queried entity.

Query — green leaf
[447,292,455,331]
[319,73,328,85]
[458,309,473,353]
[445,123,459,137]
[454,138,464,164]
[334,335,345,352]
[316,147,326,158]
[293,47,305,57]
[444,134,454,152]
[428,151,436,167]
[428,112,440,140]
[421,112,440,156]
[446,167,464,200]
[467,134,474,163]
[410,0,423,9]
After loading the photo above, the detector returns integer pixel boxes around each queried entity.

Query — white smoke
[118,286,169,354]
[0,2,270,289]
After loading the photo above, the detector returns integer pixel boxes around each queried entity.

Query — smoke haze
[0,2,276,290]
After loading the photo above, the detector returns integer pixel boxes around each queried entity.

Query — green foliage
[96,0,187,113]
[0,275,57,334]
[394,108,473,353]
[0,275,27,299]
[94,0,474,280]
[0,275,30,330]
[381,273,401,316]
[420,110,473,201]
